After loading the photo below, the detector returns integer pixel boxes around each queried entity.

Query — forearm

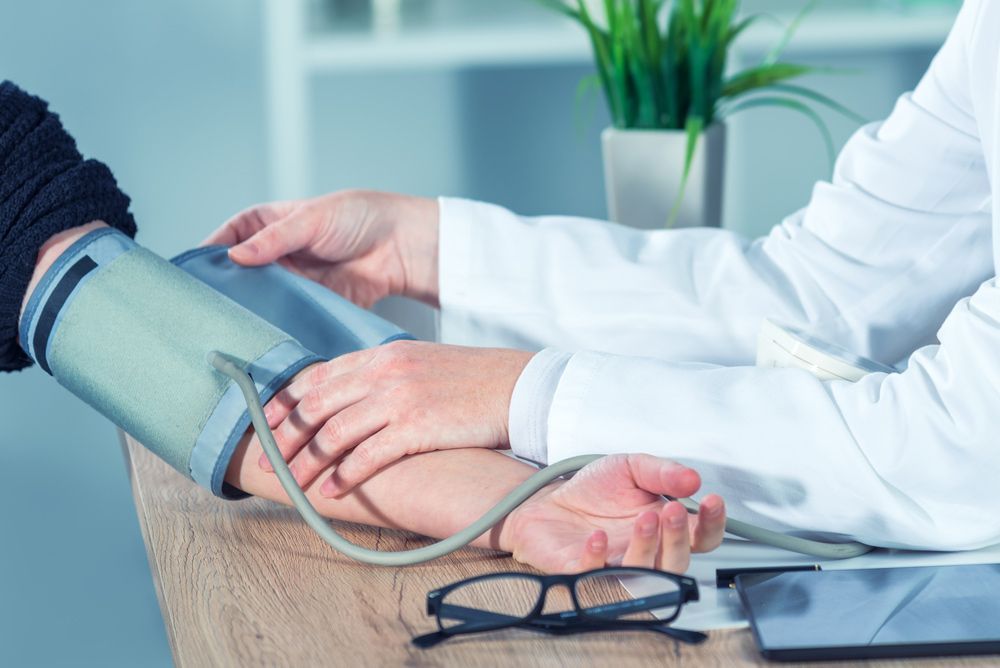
[226,432,533,551]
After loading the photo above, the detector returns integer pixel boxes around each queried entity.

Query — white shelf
[303,8,957,73]
[305,23,587,71]
[262,0,958,201]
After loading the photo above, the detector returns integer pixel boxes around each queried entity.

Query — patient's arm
[21,222,725,573]
[20,223,534,544]
[227,431,726,573]
[21,223,526,543]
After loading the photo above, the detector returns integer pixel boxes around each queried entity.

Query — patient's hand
[204,190,440,308]
[258,339,531,495]
[502,454,726,573]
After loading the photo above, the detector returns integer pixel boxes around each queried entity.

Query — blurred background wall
[0,0,956,665]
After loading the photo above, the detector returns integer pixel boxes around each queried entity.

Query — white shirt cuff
[508,348,572,465]
[436,197,474,314]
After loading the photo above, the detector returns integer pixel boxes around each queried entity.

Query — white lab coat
[437,0,1000,552]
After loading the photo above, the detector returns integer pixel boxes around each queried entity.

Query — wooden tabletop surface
[121,433,998,667]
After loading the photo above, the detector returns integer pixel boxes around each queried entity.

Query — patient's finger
[689,494,726,553]
[626,454,702,502]
[656,502,692,573]
[260,374,371,471]
[287,403,387,487]
[577,530,609,573]
[621,510,660,568]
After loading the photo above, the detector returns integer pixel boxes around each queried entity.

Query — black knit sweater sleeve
[0,81,136,372]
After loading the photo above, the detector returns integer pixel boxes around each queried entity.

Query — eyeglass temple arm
[513,620,710,645]
[415,604,707,648]
[413,617,709,648]
[411,630,449,648]
[437,603,524,625]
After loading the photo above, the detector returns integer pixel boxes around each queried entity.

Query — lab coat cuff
[437,196,478,345]
[546,351,614,464]
[437,196,475,298]
[508,348,572,465]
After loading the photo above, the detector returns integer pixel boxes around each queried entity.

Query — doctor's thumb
[229,240,263,264]
[229,227,294,266]
[229,216,317,266]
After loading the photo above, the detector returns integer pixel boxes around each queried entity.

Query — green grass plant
[540,0,862,225]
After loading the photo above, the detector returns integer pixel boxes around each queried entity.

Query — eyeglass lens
[439,575,543,632]
[574,569,683,621]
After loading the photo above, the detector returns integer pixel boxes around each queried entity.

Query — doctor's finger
[229,213,318,266]
[286,403,387,487]
[202,202,289,247]
[260,372,372,471]
[320,429,420,496]
[689,494,726,554]
[263,349,379,426]
[656,502,692,574]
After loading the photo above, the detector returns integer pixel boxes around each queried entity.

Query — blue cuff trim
[380,332,417,345]
[18,227,134,368]
[189,339,323,499]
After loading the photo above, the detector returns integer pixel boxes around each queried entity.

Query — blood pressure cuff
[18,227,412,499]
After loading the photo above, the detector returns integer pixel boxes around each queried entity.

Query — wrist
[498,481,561,555]
[384,193,439,306]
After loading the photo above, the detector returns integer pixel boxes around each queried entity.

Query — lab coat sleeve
[513,0,1000,550]
[540,284,1000,551]
[436,6,991,370]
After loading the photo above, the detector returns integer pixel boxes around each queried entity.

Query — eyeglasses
[412,567,707,648]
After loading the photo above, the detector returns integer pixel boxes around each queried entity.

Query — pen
[716,564,822,589]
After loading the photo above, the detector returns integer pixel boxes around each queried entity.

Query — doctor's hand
[203,190,440,308]
[502,454,726,573]
[257,340,533,494]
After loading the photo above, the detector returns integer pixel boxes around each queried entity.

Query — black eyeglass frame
[414,567,703,647]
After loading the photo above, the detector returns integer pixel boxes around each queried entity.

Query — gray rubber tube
[210,352,873,565]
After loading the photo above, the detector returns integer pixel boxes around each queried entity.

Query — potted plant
[542,0,861,228]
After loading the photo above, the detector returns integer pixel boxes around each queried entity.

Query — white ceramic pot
[602,123,726,229]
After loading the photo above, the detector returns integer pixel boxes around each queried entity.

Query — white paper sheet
[623,538,1000,631]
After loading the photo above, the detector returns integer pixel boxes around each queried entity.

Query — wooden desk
[121,433,994,667]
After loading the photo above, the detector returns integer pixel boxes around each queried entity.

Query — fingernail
[704,502,723,518]
[258,453,272,472]
[240,241,258,257]
[639,520,657,537]
[668,511,687,529]
[320,478,339,498]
